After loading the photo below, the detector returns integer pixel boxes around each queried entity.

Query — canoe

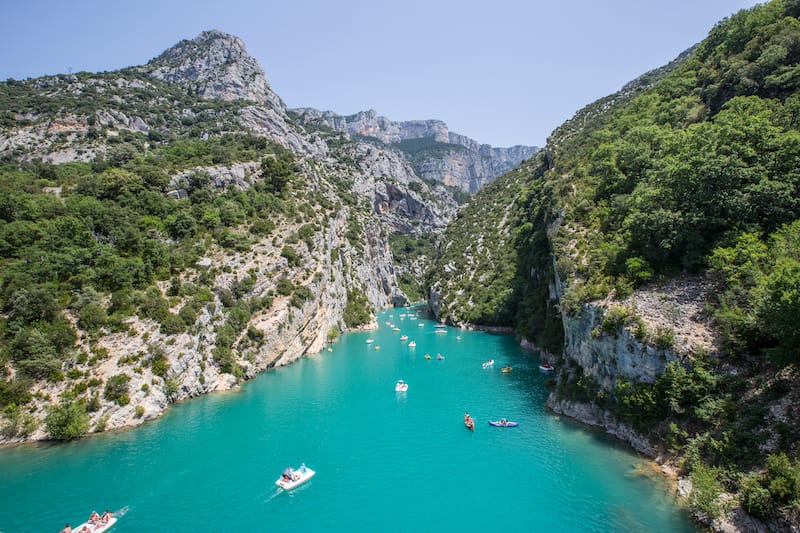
[276,464,315,490]
[464,416,475,431]
[488,420,519,427]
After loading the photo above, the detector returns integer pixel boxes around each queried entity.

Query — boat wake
[114,505,130,517]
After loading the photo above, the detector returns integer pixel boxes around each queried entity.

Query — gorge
[3,2,800,530]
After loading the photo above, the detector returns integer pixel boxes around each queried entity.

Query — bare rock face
[143,29,286,113]
[294,108,539,193]
[554,272,718,393]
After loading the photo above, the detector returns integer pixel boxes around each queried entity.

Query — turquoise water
[0,308,694,532]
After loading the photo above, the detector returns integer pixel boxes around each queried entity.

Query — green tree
[261,153,297,194]
[44,399,90,440]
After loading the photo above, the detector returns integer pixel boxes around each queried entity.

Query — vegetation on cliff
[427,0,800,525]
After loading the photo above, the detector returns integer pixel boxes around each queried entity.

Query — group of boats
[465,412,519,430]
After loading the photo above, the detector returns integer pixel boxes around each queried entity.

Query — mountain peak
[143,30,285,112]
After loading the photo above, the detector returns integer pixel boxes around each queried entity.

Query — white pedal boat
[276,464,315,490]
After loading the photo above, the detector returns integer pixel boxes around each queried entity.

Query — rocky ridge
[293,108,538,193]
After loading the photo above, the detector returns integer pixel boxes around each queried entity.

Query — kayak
[482,359,494,369]
[276,464,315,490]
[488,420,519,427]
[464,416,475,431]
[539,364,554,371]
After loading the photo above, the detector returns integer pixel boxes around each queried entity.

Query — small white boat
[418,323,424,327]
[408,341,416,347]
[482,359,495,369]
[276,464,316,490]
[366,339,374,344]
[395,379,408,392]
[400,335,408,341]
[69,509,124,533]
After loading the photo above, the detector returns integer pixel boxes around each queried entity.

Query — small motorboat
[408,341,417,347]
[400,335,408,341]
[489,419,519,427]
[395,379,408,392]
[539,363,554,372]
[276,464,316,490]
[418,323,424,327]
[366,339,374,344]
[464,413,475,431]
[482,359,494,369]
[501,366,512,373]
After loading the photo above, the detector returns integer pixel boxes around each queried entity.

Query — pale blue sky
[2,0,762,147]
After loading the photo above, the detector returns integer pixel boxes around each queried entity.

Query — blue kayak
[488,420,519,427]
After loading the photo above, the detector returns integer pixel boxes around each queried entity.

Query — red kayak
[464,414,475,431]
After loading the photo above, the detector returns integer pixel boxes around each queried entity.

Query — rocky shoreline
[546,395,775,533]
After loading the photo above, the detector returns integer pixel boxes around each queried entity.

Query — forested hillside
[0,30,459,444]
[427,1,800,527]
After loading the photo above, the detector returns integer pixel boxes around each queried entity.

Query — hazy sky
[2,0,763,147]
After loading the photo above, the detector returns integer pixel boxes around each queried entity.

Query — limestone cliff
[293,108,538,193]
[143,29,286,113]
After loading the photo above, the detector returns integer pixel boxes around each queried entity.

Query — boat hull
[488,421,519,427]
[71,517,117,533]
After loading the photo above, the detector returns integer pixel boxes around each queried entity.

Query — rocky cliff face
[293,108,538,193]
[0,30,461,442]
[143,29,286,113]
